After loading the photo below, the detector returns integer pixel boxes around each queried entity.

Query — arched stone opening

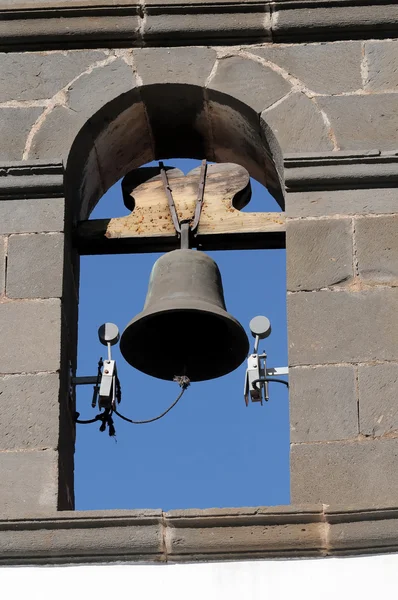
[63,83,287,510]
[74,161,289,510]
[65,83,284,222]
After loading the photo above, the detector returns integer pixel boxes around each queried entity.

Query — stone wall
[286,153,398,504]
[0,163,75,512]
[0,0,397,513]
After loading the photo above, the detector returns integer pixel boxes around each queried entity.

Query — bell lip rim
[119,304,250,382]
[121,303,249,341]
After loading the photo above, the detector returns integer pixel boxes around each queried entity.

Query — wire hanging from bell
[74,375,190,437]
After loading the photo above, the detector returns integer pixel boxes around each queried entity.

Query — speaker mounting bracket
[244,315,289,406]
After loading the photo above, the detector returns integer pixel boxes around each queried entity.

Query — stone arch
[23,51,334,219]
[65,83,285,220]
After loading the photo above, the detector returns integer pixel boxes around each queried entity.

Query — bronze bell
[120,249,249,381]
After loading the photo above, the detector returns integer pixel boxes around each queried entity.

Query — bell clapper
[244,316,289,406]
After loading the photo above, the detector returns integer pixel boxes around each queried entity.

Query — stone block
[0,236,5,295]
[91,100,153,197]
[365,41,398,91]
[286,188,398,218]
[0,510,164,560]
[290,365,358,443]
[58,458,74,511]
[0,373,60,450]
[355,215,398,285]
[316,95,398,151]
[61,242,79,337]
[68,58,136,118]
[287,218,353,291]
[1,522,164,559]
[209,94,269,187]
[167,522,323,557]
[7,233,64,299]
[0,108,43,160]
[358,363,398,437]
[252,42,362,94]
[57,380,76,511]
[59,288,79,390]
[210,56,291,113]
[0,198,65,234]
[291,438,398,505]
[328,510,398,552]
[0,299,61,373]
[0,50,106,103]
[134,47,216,86]
[262,93,333,153]
[69,132,106,220]
[141,84,206,160]
[30,60,136,162]
[165,505,322,521]
[272,3,398,41]
[288,288,398,365]
[143,11,268,44]
[29,105,85,161]
[0,449,58,514]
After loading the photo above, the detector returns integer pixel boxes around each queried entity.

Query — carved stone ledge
[271,0,398,42]
[0,160,64,199]
[284,151,398,191]
[2,152,396,204]
[325,505,398,555]
[0,0,397,49]
[1,504,398,565]
[165,505,325,560]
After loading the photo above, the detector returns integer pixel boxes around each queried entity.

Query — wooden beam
[75,163,286,255]
[75,217,285,255]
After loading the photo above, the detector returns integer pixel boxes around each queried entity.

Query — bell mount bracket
[75,161,285,256]
[159,159,207,249]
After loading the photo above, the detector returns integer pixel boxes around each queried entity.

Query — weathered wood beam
[75,216,285,254]
[75,163,286,254]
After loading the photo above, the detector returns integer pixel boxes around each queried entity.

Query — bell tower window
[75,159,288,511]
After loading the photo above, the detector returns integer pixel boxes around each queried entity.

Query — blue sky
[75,159,289,511]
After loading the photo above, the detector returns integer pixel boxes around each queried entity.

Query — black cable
[266,378,289,388]
[74,412,102,425]
[76,377,190,429]
[75,410,116,437]
[113,384,188,425]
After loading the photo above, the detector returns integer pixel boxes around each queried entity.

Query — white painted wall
[1,554,396,600]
